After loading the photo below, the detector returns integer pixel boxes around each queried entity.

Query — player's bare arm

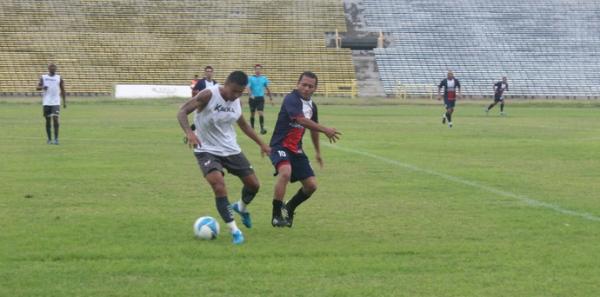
[266,86,274,105]
[236,115,271,156]
[310,129,324,168]
[60,78,67,108]
[177,89,212,148]
[36,77,46,91]
[296,117,341,143]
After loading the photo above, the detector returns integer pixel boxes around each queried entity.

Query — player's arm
[177,89,212,149]
[437,81,444,100]
[36,77,45,91]
[60,78,66,108]
[295,117,341,143]
[237,115,271,156]
[456,80,462,99]
[310,129,323,168]
[265,86,274,105]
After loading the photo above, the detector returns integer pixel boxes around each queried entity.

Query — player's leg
[446,106,454,127]
[51,106,60,144]
[282,153,316,227]
[257,97,267,134]
[249,98,256,129]
[43,106,52,144]
[196,153,243,244]
[45,117,52,144]
[500,98,505,115]
[226,153,260,228]
[272,162,292,227]
[487,101,496,112]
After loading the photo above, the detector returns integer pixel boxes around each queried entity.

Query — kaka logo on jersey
[214,104,236,113]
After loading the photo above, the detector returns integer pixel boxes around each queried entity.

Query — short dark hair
[205,66,213,71]
[226,71,248,86]
[298,71,318,86]
[254,64,262,68]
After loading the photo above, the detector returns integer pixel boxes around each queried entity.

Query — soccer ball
[193,216,220,240]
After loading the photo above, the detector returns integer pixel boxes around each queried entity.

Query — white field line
[326,144,600,222]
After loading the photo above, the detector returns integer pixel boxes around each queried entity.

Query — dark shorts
[249,96,265,112]
[194,152,254,178]
[494,94,504,102]
[43,105,60,117]
[270,146,315,183]
[444,98,456,109]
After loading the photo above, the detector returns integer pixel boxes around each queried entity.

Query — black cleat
[260,128,267,135]
[283,204,294,228]
[271,215,288,228]
[442,114,447,124]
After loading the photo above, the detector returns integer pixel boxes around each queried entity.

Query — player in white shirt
[177,71,271,245]
[36,63,66,144]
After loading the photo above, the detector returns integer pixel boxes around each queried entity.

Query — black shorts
[249,96,265,112]
[194,152,254,177]
[444,98,456,109]
[270,146,315,183]
[494,94,504,102]
[43,105,60,117]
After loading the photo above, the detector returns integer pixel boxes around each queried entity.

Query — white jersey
[41,74,62,106]
[193,86,242,156]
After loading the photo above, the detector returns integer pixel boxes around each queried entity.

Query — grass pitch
[1,98,599,296]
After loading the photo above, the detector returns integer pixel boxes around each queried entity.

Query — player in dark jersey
[437,71,461,128]
[269,71,341,227]
[486,77,509,115]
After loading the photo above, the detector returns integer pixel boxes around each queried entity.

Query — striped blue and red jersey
[269,90,318,154]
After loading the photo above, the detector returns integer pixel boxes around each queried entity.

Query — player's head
[254,64,262,75]
[502,76,507,83]
[222,71,248,101]
[296,71,318,99]
[204,66,214,80]
[447,71,454,79]
[48,63,57,75]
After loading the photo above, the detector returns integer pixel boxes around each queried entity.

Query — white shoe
[448,122,453,128]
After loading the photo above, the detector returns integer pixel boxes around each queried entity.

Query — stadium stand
[362,0,600,98]
[0,0,355,96]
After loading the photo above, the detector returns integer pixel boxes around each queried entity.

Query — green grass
[1,99,599,296]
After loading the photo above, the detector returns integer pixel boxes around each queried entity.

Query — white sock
[237,200,248,213]
[227,221,240,233]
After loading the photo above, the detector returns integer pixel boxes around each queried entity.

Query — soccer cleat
[448,122,453,128]
[47,139,52,145]
[232,202,252,228]
[500,111,506,116]
[53,139,59,145]
[485,108,489,115]
[283,204,295,228]
[442,114,447,124]
[271,215,288,228]
[231,230,244,245]
[260,128,267,135]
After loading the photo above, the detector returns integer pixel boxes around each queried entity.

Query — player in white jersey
[177,71,271,245]
[36,63,66,144]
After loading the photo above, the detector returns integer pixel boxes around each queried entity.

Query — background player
[437,71,461,128]
[486,76,509,115]
[269,71,341,227]
[36,63,66,145]
[192,66,217,97]
[177,71,271,245]
[246,64,273,135]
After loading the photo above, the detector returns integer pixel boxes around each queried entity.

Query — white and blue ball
[193,216,220,240]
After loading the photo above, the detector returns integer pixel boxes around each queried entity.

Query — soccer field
[1,99,599,297]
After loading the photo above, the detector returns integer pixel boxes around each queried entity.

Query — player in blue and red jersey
[269,71,341,227]
[486,76,509,115]
[437,71,461,128]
